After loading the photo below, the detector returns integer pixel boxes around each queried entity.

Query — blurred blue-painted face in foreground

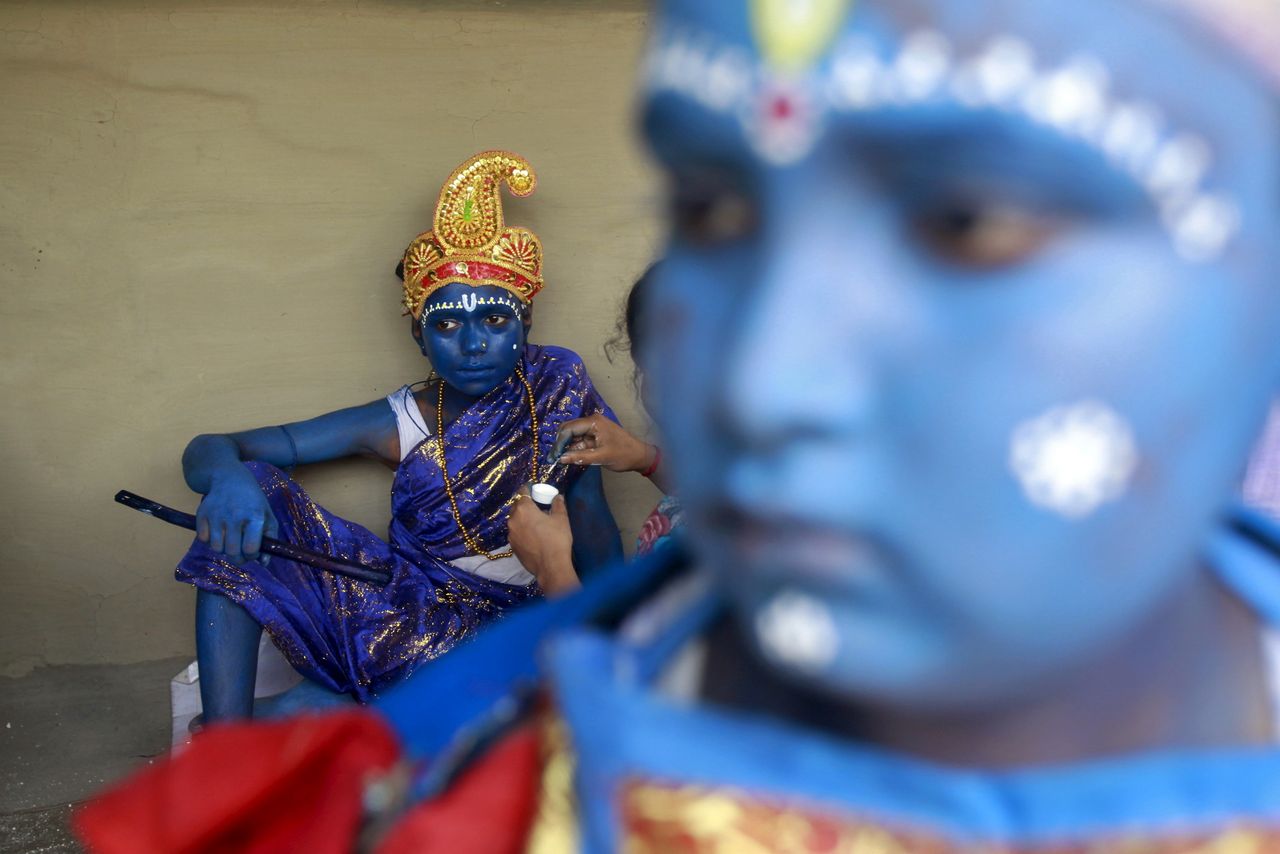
[417,283,527,397]
[642,0,1280,709]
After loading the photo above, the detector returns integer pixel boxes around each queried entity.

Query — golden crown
[401,151,544,319]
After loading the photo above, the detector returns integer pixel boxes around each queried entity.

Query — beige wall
[0,0,661,676]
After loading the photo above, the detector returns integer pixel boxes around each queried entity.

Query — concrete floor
[0,657,188,853]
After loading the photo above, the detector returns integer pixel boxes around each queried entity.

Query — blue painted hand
[195,465,279,565]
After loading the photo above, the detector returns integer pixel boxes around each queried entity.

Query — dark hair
[395,260,405,281]
[606,262,660,369]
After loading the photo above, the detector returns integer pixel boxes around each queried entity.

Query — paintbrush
[115,490,393,587]
[541,427,582,479]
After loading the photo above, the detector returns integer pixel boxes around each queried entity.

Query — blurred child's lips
[711,506,882,582]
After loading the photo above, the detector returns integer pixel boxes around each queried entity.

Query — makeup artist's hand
[508,485,579,595]
[553,417,656,474]
[196,465,279,565]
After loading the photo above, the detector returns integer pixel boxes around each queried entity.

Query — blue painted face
[416,283,527,398]
[642,0,1280,709]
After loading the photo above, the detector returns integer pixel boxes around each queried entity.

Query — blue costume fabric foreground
[72,512,1280,852]
[362,508,1280,851]
[176,344,612,702]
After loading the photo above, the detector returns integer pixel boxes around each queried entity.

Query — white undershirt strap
[386,385,432,462]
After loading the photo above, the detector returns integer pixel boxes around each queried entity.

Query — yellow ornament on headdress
[750,0,853,73]
[401,151,544,318]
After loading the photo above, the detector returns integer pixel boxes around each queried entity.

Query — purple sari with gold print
[176,344,612,702]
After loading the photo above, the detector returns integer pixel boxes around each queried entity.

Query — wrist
[639,445,662,479]
[548,539,575,568]
[540,553,580,593]
[633,442,658,475]
[209,462,252,490]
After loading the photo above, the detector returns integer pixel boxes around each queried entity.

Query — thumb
[553,419,597,458]
[550,495,568,518]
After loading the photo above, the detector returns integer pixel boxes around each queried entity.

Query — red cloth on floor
[375,724,541,854]
[73,711,400,854]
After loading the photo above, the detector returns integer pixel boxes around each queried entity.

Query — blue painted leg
[195,589,261,723]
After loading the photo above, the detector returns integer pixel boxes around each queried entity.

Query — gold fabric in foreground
[621,779,1280,854]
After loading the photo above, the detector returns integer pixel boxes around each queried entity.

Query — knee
[195,589,261,638]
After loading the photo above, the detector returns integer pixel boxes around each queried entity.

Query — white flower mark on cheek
[754,590,840,672]
[1009,400,1138,519]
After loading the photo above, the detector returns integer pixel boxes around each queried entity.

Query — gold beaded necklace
[435,366,541,560]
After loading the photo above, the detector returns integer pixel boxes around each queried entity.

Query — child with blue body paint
[174,151,622,723]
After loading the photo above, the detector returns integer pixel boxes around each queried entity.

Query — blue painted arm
[181,399,397,563]
[565,465,624,581]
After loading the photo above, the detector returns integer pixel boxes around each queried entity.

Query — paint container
[530,483,559,509]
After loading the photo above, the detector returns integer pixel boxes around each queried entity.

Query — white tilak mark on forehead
[422,293,523,320]
[646,26,1241,261]
[1009,401,1138,520]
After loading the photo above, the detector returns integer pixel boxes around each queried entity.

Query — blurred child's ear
[523,303,534,331]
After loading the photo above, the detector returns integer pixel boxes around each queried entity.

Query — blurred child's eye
[913,202,1063,269]
[434,319,460,332]
[671,184,757,247]
[485,314,511,326]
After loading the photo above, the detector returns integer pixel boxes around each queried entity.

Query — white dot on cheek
[1008,400,1138,519]
[754,591,840,672]
[513,344,518,350]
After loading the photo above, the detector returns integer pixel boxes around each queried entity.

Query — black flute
[115,490,392,587]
